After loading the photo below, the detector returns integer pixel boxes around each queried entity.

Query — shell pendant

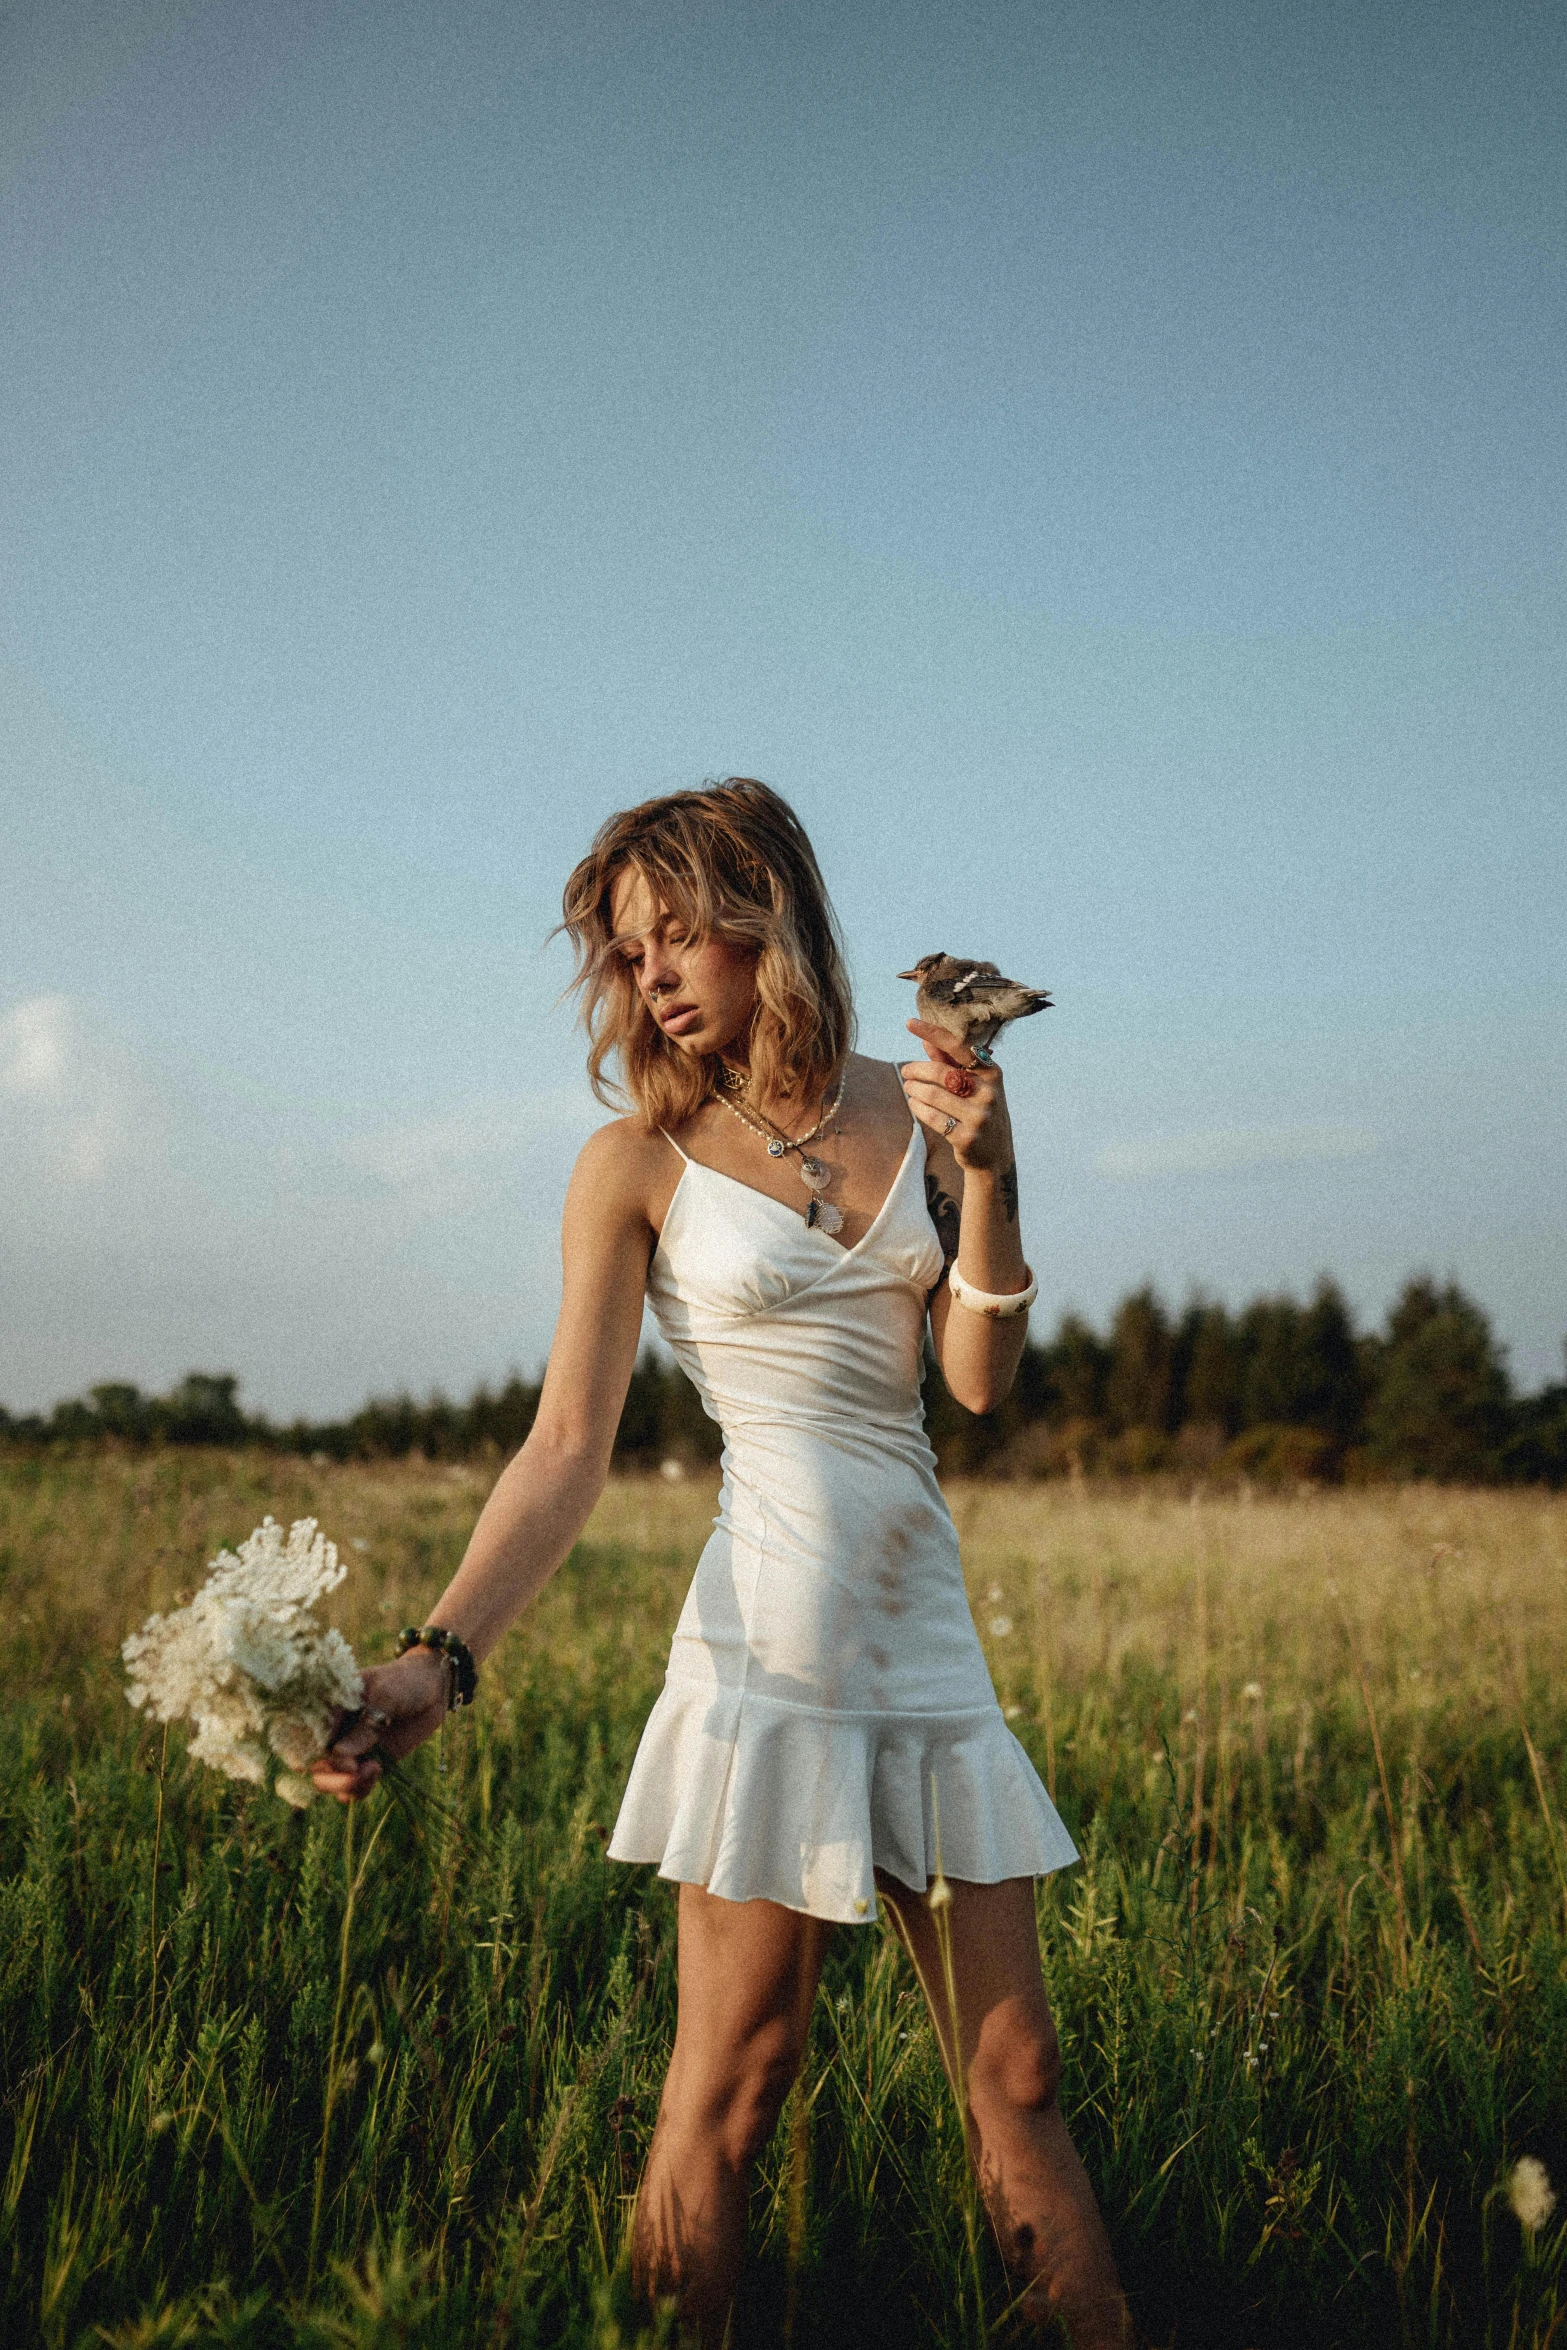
[798,1152,842,1232]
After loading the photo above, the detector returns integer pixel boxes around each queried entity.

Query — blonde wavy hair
[559,779,855,1130]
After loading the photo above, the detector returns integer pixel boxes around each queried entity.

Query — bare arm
[310,1121,658,1799]
[903,1020,1031,1416]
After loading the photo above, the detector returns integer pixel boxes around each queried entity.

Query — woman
[311,779,1131,2346]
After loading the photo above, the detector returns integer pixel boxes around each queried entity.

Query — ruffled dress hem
[608,1672,1080,1925]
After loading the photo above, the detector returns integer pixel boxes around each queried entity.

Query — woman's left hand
[902,1019,1015,1173]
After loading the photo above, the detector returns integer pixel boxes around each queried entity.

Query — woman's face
[608,867,759,1061]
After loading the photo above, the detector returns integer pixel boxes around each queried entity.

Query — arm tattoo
[925,1172,961,1270]
[999,1161,1018,1224]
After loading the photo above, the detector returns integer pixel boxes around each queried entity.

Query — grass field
[3,1452,1567,2347]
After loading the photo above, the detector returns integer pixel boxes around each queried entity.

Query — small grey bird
[897,953,1052,1061]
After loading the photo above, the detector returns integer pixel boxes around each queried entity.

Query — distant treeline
[5,1275,1565,1487]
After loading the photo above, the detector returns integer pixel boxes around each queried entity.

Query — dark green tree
[1105,1287,1174,1433]
[1296,1280,1366,1449]
[345,1393,425,1458]
[1010,1338,1056,1426]
[1046,1316,1110,1425]
[47,1395,104,1443]
[614,1350,722,1466]
[471,1375,542,1453]
[614,1350,670,1461]
[89,1382,153,1441]
[1364,1278,1512,1481]
[1237,1297,1305,1429]
[1174,1300,1243,1435]
[158,1374,249,1446]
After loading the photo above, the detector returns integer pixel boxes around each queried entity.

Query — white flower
[988,1615,1013,1638]
[1510,2156,1557,2233]
[268,1707,334,1771]
[189,1703,268,1784]
[1242,1681,1263,1702]
[122,1517,362,1806]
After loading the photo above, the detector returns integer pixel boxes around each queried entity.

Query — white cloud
[0,994,72,1101]
[0,995,157,1183]
[0,1046,604,1414]
[1095,1123,1381,1180]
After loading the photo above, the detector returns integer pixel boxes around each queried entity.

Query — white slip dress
[606,1089,1079,1924]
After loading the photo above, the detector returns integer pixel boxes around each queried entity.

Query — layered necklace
[715,1061,848,1235]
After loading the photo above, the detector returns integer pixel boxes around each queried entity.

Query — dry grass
[954,1475,1567,1714]
[4,1452,1567,2348]
[12,1447,1561,1735]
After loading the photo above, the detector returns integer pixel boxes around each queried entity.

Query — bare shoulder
[849,1050,916,1128]
[568,1116,670,1226]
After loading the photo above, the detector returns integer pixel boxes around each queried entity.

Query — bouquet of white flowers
[122,1516,363,1807]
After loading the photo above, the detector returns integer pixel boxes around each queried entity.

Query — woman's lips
[660,1003,703,1035]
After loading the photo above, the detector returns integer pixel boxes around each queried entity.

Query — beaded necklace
[714,1062,848,1234]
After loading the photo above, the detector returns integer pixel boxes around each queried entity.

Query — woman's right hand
[309,1644,452,1802]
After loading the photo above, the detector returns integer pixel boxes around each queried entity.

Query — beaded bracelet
[396,1623,479,1709]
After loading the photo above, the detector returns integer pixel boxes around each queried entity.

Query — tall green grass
[3,1453,1567,2345]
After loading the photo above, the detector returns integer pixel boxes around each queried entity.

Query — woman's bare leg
[878,1871,1132,2350]
[632,1882,832,2342]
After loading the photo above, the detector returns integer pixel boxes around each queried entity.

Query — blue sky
[2,0,1564,1415]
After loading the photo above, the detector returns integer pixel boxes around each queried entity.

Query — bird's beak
[896,967,922,981]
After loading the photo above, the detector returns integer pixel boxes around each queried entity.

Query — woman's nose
[640,941,679,995]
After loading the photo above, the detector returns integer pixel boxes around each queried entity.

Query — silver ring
[943,1114,958,1135]
[970,1046,995,1069]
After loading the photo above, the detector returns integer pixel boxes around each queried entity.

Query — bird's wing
[954,970,1029,1005]
[948,959,1004,998]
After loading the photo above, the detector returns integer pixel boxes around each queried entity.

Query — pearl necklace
[715,1063,848,1235]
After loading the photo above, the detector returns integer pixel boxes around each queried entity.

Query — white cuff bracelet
[947,1264,1038,1318]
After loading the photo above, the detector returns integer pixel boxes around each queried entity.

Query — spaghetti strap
[891,1057,918,1136]
[658,1127,692,1164]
